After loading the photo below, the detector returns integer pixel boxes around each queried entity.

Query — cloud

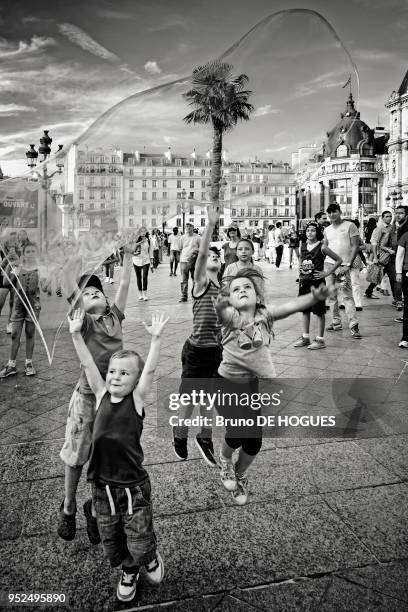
[263,146,290,153]
[0,104,36,115]
[58,23,119,61]
[253,105,279,118]
[354,49,398,62]
[148,15,190,32]
[0,35,56,58]
[97,9,136,20]
[144,60,161,75]
[294,71,346,97]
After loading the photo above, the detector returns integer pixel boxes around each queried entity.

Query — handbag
[366,262,383,284]
[378,231,391,266]
[378,249,390,266]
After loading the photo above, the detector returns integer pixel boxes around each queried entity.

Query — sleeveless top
[222,242,239,267]
[299,241,325,283]
[189,280,221,347]
[87,391,147,487]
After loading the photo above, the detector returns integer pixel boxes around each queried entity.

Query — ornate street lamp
[25,131,64,251]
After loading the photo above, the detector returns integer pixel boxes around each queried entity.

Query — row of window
[125,158,212,167]
[78,202,116,211]
[229,176,293,189]
[231,208,292,217]
[78,190,119,199]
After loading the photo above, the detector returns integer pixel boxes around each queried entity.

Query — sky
[0,0,407,177]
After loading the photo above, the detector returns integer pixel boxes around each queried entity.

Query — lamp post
[177,188,187,233]
[25,131,63,251]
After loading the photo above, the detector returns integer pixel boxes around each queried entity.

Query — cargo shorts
[60,385,96,468]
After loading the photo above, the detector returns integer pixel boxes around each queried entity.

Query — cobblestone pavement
[1,255,407,611]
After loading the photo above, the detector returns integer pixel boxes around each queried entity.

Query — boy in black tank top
[293,222,342,350]
[173,205,222,465]
[69,309,169,603]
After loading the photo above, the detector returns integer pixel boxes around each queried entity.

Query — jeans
[275,244,284,268]
[350,268,362,308]
[180,261,195,299]
[325,264,358,329]
[401,272,408,342]
[133,264,150,292]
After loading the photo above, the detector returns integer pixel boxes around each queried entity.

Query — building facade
[385,69,408,208]
[295,94,389,224]
[64,145,296,235]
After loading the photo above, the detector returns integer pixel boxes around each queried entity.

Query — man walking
[179,223,201,302]
[323,203,362,339]
[169,227,182,277]
[274,222,284,268]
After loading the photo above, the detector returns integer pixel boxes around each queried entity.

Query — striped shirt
[189,280,221,347]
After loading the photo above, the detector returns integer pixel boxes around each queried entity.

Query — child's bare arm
[269,284,329,321]
[194,205,220,289]
[134,313,169,406]
[114,251,132,313]
[69,309,105,397]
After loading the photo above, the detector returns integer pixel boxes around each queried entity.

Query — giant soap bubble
[0,9,360,363]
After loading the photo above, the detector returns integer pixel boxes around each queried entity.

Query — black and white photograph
[0,0,407,610]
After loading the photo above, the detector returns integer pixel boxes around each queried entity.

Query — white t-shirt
[274,228,284,246]
[323,220,359,264]
[169,234,182,251]
[180,234,201,263]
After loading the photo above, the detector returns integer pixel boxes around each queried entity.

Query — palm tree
[183,60,254,238]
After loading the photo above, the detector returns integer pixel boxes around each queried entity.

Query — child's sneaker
[231,474,249,506]
[327,322,342,332]
[57,500,76,541]
[0,363,17,378]
[144,552,164,585]
[308,338,326,350]
[350,324,362,339]
[25,363,36,376]
[195,435,217,467]
[293,336,310,348]
[83,499,101,545]
[219,456,237,491]
[117,566,139,602]
[6,323,12,334]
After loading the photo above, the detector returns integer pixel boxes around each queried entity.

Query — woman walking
[132,230,153,301]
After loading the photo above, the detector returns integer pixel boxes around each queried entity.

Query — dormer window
[336,144,348,158]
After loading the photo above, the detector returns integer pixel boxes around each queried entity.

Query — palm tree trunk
[211,127,223,240]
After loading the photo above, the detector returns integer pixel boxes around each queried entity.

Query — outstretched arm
[134,313,169,406]
[114,251,132,313]
[269,284,329,321]
[194,204,220,289]
[69,309,105,397]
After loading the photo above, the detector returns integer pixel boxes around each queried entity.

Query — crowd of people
[0,203,407,602]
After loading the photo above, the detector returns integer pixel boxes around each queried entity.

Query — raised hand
[68,308,85,334]
[311,283,329,302]
[207,204,220,225]
[142,312,170,338]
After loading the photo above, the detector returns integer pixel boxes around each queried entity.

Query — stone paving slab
[323,484,408,562]
[231,568,407,612]
[355,435,408,480]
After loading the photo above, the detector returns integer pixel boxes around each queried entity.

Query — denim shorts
[59,386,96,468]
[11,296,40,323]
[91,479,157,568]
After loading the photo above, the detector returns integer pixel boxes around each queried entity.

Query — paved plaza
[1,255,408,611]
